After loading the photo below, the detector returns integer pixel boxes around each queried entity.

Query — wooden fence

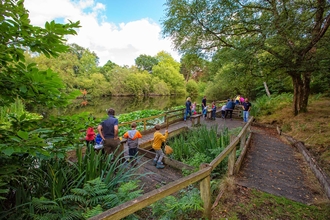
[90,117,254,220]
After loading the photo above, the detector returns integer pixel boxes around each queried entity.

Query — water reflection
[42,96,201,119]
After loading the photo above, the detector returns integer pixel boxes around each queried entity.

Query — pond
[40,95,201,119]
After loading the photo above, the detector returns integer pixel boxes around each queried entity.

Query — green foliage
[162,0,330,114]
[0,0,80,107]
[185,79,199,96]
[251,93,293,117]
[180,53,209,82]
[152,51,186,95]
[0,98,42,129]
[135,54,159,73]
[152,78,171,95]
[150,187,203,219]
[167,125,238,176]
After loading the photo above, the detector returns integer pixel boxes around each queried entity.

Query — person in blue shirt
[242,98,252,123]
[184,97,192,121]
[225,99,236,120]
[97,108,121,157]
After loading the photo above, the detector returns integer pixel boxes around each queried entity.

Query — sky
[24,0,180,66]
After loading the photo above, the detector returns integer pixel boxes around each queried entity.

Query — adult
[242,98,252,123]
[184,97,192,121]
[225,99,236,120]
[202,96,207,110]
[97,108,121,158]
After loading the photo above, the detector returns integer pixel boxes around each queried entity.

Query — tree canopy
[0,0,80,108]
[162,0,330,115]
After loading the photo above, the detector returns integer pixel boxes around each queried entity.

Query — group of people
[183,95,251,122]
[85,108,168,169]
[184,96,218,121]
[221,95,252,122]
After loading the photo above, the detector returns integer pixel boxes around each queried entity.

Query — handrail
[89,116,254,220]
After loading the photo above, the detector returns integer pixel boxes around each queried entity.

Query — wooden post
[199,163,211,220]
[143,119,146,131]
[240,131,245,150]
[228,135,236,176]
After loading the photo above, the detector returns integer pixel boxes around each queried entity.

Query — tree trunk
[291,73,311,115]
[263,81,271,97]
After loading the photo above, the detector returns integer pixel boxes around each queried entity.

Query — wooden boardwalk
[124,116,245,193]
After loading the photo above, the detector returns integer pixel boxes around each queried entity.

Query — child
[94,133,104,152]
[221,104,226,119]
[152,124,168,169]
[211,101,216,120]
[123,122,142,165]
[85,127,96,153]
[202,105,209,119]
[191,102,197,115]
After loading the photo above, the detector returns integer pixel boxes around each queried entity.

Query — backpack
[95,134,103,145]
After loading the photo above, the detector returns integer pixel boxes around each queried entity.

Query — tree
[0,0,80,107]
[180,53,208,82]
[135,54,159,73]
[162,0,330,115]
[152,51,185,95]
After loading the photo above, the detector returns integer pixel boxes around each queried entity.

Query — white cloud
[24,0,180,66]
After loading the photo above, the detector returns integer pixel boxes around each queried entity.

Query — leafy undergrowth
[212,183,330,220]
[256,96,330,178]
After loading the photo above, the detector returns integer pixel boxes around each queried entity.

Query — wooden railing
[89,117,254,220]
[117,100,229,132]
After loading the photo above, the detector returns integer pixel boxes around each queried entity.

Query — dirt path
[236,126,320,204]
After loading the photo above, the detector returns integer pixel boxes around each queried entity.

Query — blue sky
[24,0,178,66]
[98,0,167,24]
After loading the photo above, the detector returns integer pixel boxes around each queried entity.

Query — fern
[150,187,203,219]
[83,204,103,219]
[28,197,83,220]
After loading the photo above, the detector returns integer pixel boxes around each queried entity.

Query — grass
[212,184,330,220]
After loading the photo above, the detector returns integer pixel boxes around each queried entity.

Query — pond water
[42,95,201,119]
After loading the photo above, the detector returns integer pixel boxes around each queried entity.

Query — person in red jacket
[123,122,142,165]
[85,127,96,153]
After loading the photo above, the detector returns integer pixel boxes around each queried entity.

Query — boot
[156,161,165,169]
[153,159,157,166]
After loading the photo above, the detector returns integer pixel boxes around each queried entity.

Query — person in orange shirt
[152,124,168,169]
[123,122,142,165]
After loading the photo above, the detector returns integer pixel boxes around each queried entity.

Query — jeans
[211,110,216,119]
[128,147,138,160]
[243,111,249,122]
[184,109,191,120]
[154,149,164,163]
[225,109,233,119]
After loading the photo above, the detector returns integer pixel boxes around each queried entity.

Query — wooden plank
[90,166,213,220]
[139,146,195,172]
[234,132,252,174]
[200,164,211,219]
